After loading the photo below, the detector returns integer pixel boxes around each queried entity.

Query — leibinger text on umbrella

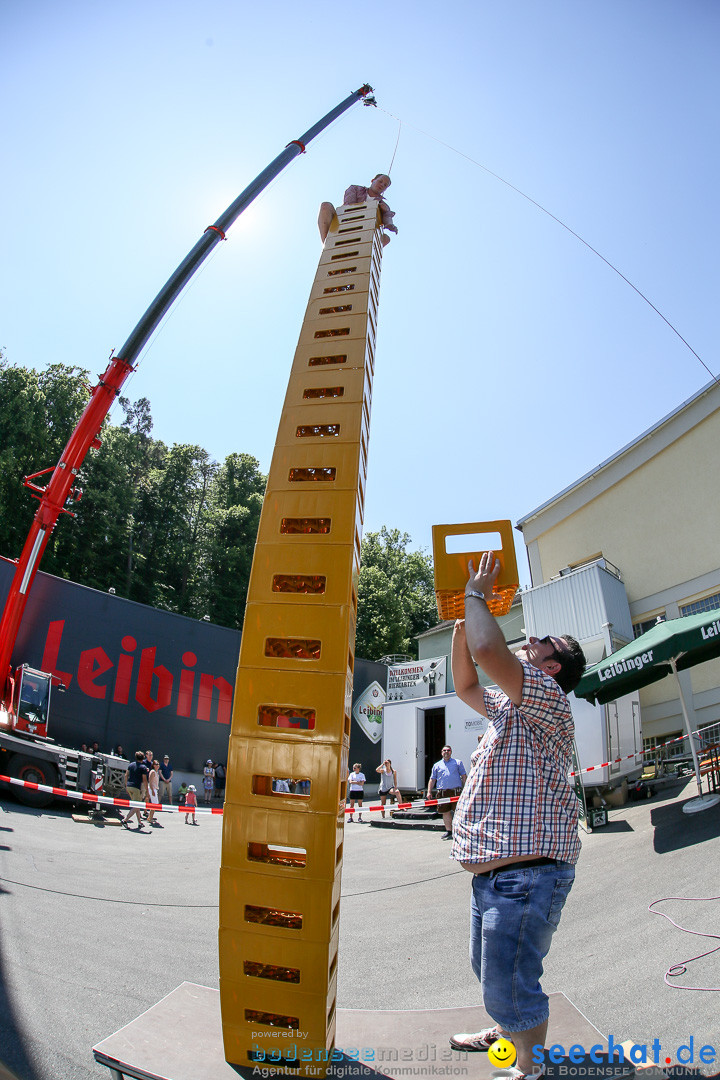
[598,651,653,682]
[701,617,720,639]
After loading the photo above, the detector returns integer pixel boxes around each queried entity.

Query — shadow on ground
[0,806,42,1080]
[651,794,720,853]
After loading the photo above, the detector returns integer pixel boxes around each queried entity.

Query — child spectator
[347,763,366,822]
[184,784,198,825]
[177,782,189,806]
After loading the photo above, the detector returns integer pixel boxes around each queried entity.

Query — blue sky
[3,0,719,587]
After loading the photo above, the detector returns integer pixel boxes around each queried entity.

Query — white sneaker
[491,1066,546,1080]
[449,1027,502,1052]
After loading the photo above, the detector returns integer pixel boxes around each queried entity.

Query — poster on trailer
[386,657,447,701]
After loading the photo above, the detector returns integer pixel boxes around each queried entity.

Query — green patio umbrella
[575,607,720,813]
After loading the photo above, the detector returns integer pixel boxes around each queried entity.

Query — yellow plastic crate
[219,922,339,988]
[225,734,348,815]
[238,601,356,676]
[219,866,342,943]
[305,290,370,323]
[221,1000,336,1080]
[254,486,364,547]
[291,337,372,373]
[263,446,367,497]
[432,520,519,619]
[230,666,352,744]
[247,541,359,609]
[282,365,371,407]
[274,400,370,449]
[221,802,344,877]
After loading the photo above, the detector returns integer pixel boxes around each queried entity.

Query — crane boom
[0,84,375,709]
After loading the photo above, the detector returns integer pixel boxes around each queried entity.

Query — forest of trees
[0,358,439,657]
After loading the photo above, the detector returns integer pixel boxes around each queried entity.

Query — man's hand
[467,551,501,597]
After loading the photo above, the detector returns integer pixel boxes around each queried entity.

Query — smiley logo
[488,1038,517,1068]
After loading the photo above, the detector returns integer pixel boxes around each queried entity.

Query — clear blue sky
[3,0,718,587]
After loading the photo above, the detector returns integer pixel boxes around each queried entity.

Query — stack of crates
[219,196,385,1076]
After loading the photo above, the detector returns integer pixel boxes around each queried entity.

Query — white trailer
[569,689,643,793]
[381,692,489,793]
[381,686,643,796]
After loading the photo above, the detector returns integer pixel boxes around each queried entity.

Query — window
[680,591,720,617]
[698,721,720,750]
[633,614,666,638]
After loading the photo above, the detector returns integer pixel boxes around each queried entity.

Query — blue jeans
[470,862,575,1032]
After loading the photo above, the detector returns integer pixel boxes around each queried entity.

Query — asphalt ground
[0,776,719,1080]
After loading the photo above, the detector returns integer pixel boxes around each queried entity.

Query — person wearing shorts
[376,758,401,817]
[448,552,586,1080]
[122,751,150,830]
[347,763,366,822]
[427,746,467,839]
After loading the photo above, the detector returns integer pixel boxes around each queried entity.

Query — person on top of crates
[448,551,586,1080]
[318,173,397,248]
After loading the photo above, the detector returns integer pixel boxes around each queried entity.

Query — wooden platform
[92,982,639,1080]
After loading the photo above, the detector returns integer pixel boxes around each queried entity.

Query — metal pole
[669,657,703,798]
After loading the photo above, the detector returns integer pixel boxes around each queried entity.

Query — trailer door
[381,702,424,790]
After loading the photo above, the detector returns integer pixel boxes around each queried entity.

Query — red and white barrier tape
[0,776,223,814]
[0,730,708,817]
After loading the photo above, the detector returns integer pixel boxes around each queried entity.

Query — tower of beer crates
[219,194,385,1075]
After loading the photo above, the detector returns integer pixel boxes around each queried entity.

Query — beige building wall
[518,381,720,742]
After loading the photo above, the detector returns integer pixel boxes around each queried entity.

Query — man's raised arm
[463,552,525,707]
[451,619,488,716]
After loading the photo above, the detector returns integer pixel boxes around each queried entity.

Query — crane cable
[378,106,717,385]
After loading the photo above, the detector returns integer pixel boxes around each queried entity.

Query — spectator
[347,763,366,822]
[376,758,402,817]
[177,782,189,806]
[112,744,124,758]
[273,777,290,793]
[146,760,162,827]
[202,760,215,805]
[122,751,150,830]
[159,755,173,803]
[214,762,226,800]
[427,746,467,840]
[184,784,198,825]
[141,750,153,816]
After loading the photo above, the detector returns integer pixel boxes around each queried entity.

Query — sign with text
[387,657,447,701]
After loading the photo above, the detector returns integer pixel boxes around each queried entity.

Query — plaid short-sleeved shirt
[343,185,398,232]
[451,661,581,866]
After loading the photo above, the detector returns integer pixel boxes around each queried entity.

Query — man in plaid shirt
[448,552,586,1080]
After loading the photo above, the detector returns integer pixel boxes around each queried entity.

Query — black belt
[474,856,558,877]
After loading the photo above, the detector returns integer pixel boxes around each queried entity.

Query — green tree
[355,527,438,660]
[200,453,266,628]
[0,360,267,630]
[0,357,89,565]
